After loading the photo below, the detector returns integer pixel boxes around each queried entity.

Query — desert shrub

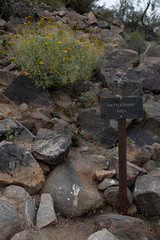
[30,0,60,10]
[62,0,98,14]
[8,18,104,89]
[0,39,4,55]
[127,30,146,54]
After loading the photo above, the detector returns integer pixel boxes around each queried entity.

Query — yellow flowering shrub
[8,19,104,89]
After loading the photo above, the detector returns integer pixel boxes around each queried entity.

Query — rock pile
[1,1,160,239]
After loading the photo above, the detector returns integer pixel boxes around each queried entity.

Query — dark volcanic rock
[41,157,105,217]
[100,48,142,96]
[127,125,160,146]
[0,142,45,194]
[95,214,147,240]
[77,107,118,147]
[133,174,160,216]
[0,117,35,143]
[3,75,54,107]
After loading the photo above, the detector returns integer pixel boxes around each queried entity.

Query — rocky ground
[1,1,160,240]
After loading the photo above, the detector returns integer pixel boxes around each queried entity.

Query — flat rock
[95,214,147,240]
[96,169,116,181]
[87,229,118,240]
[3,185,36,228]
[41,157,105,217]
[11,230,50,240]
[98,178,119,191]
[3,75,54,107]
[0,199,21,240]
[127,125,160,146]
[0,142,45,194]
[36,193,57,229]
[133,174,160,216]
[77,107,118,147]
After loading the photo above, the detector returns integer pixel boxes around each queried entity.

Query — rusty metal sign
[100,96,144,120]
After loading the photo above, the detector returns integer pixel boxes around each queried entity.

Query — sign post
[100,96,143,215]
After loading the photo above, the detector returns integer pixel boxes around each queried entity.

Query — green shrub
[127,30,146,54]
[62,0,98,14]
[0,39,4,55]
[8,18,103,89]
[79,91,95,107]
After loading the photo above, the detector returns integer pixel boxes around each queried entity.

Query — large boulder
[3,75,54,108]
[0,199,21,240]
[143,99,160,136]
[95,214,147,240]
[41,157,105,217]
[127,125,160,146]
[136,56,160,93]
[100,47,142,96]
[3,185,36,228]
[32,126,72,166]
[0,142,45,194]
[133,174,160,216]
[11,230,50,240]
[77,107,118,147]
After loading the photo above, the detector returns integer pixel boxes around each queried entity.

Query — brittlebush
[8,17,104,89]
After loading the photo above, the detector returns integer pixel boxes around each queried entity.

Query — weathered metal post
[100,96,143,215]
[118,119,127,215]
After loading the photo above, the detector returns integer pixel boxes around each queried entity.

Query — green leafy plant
[79,91,95,107]
[0,39,4,55]
[128,30,146,54]
[8,19,103,89]
[5,126,18,142]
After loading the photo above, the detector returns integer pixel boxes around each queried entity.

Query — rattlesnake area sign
[100,96,144,120]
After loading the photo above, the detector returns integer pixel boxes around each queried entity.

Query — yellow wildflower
[45,42,48,45]
[63,50,67,53]
[24,22,27,25]
[39,61,44,65]
[10,57,15,60]
[57,41,62,44]
[24,71,29,75]
[35,43,38,45]
[46,36,50,39]
[20,36,23,39]
[27,41,30,44]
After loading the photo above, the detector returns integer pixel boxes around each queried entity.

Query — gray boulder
[95,214,147,240]
[36,193,57,229]
[100,48,142,96]
[77,107,118,147]
[104,186,133,207]
[3,185,36,228]
[0,142,45,194]
[33,129,72,166]
[41,157,105,217]
[87,229,118,240]
[0,199,21,240]
[11,230,50,240]
[133,174,160,216]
